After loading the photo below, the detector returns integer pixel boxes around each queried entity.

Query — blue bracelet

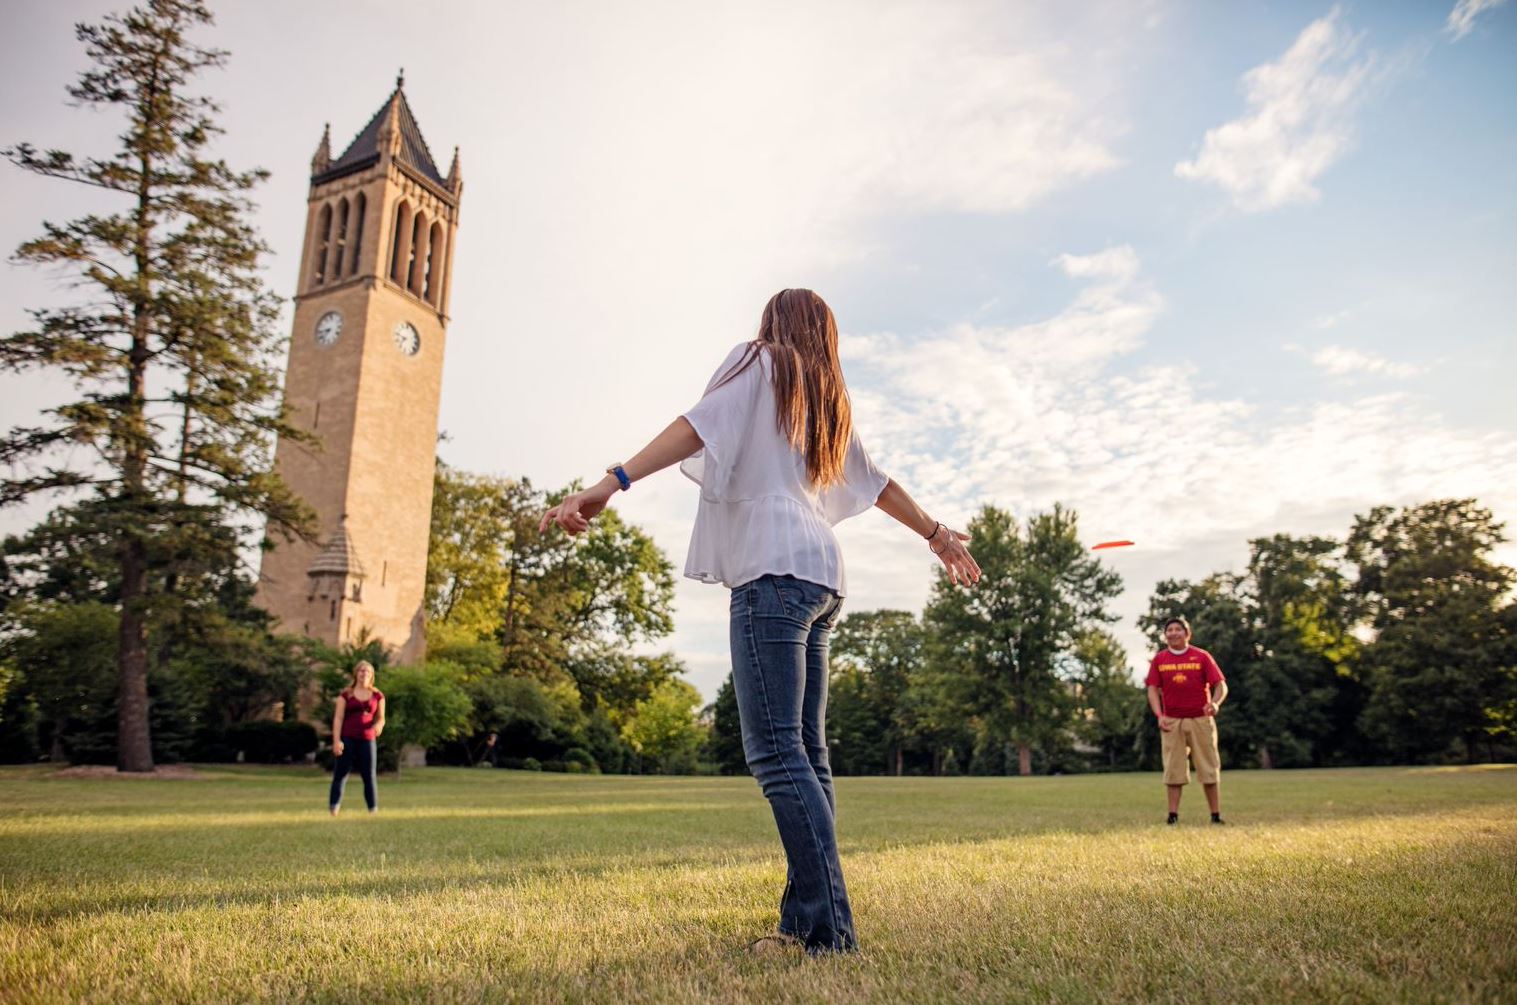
[607,465,631,491]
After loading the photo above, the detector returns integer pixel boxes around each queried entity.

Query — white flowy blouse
[679,342,889,596]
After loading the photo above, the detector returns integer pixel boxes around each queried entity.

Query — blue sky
[2,1,1513,698]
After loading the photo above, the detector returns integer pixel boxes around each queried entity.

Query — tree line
[0,464,709,775]
[704,498,1515,777]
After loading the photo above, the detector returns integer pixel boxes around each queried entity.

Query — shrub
[522,757,542,771]
[223,720,318,763]
[563,747,598,772]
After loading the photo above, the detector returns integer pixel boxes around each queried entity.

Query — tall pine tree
[2,1,313,771]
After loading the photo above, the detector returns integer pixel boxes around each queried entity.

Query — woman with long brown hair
[541,289,979,954]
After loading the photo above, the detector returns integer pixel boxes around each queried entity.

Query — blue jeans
[329,738,377,811]
[730,574,855,953]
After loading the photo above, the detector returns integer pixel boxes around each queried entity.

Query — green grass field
[2,764,1514,1004]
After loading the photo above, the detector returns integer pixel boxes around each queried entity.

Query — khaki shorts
[1160,716,1220,785]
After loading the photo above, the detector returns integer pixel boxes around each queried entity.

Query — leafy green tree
[926,505,1122,775]
[825,662,886,775]
[426,467,676,682]
[375,662,471,775]
[1,1,314,770]
[1069,628,1144,770]
[426,465,539,640]
[705,673,747,775]
[2,602,118,763]
[896,664,976,776]
[831,610,925,775]
[1348,500,1516,762]
[565,651,682,722]
[621,678,705,774]
[462,672,585,761]
[425,464,680,770]
[1247,534,1361,766]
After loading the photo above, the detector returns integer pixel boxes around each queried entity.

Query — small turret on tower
[311,123,331,175]
[446,146,463,196]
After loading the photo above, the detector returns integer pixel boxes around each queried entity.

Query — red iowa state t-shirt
[1145,646,1224,718]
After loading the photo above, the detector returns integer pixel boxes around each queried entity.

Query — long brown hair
[718,289,852,486]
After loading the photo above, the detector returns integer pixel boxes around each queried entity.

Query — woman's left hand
[930,526,981,587]
[539,480,617,536]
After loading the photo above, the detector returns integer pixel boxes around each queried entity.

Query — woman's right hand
[333,739,344,757]
[930,526,981,586]
[539,478,618,536]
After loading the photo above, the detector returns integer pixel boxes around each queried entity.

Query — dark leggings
[329,738,377,811]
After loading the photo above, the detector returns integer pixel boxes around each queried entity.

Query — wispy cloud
[831,249,1515,671]
[1310,345,1423,378]
[1446,0,1509,40]
[1175,9,1373,212]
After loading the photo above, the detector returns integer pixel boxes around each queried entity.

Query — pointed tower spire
[446,146,462,193]
[311,75,450,192]
[311,122,331,175]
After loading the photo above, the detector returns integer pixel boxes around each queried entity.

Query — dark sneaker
[1211,815,1226,825]
[1166,813,1178,826]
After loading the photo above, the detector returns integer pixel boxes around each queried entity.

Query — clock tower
[257,75,462,664]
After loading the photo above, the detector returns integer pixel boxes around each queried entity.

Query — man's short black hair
[1162,616,1192,635]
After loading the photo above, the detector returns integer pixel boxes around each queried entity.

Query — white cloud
[830,248,1517,675]
[1175,9,1373,212]
[1446,0,1509,39]
[1310,345,1422,378]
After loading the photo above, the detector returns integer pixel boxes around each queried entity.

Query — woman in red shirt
[329,660,385,815]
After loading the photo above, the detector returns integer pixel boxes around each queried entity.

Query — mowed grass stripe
[1,765,1514,1004]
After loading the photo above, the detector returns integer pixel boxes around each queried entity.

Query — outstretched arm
[540,417,703,535]
[874,478,980,587]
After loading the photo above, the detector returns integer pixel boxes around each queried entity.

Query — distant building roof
[307,519,366,579]
[314,80,445,188]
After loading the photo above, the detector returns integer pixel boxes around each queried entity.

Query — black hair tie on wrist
[924,521,944,541]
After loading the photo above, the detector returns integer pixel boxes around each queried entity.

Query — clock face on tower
[315,310,343,346]
[393,321,421,357]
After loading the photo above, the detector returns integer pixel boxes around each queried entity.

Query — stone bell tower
[256,73,462,664]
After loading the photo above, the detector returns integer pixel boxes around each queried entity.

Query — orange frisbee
[1091,540,1135,550]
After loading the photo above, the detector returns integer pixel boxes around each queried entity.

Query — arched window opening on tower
[424,220,444,303]
[350,192,367,275]
[314,203,333,286]
[333,198,349,279]
[389,200,413,283]
[407,211,427,294]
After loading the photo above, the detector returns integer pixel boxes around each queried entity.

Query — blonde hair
[349,661,376,688]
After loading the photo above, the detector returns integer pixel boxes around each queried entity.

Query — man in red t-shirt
[1145,616,1228,825]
